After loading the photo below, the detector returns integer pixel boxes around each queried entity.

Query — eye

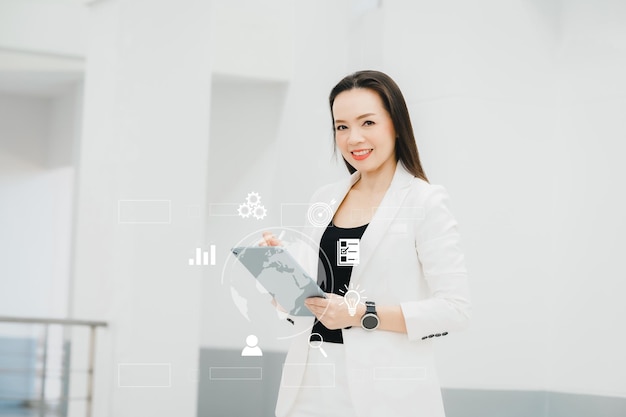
[363,120,375,126]
[335,125,348,131]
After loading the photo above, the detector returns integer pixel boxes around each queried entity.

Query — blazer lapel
[308,164,415,287]
[308,171,361,246]
[350,164,414,286]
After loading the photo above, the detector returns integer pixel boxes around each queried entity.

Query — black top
[311,221,368,344]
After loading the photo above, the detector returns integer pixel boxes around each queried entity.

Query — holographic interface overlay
[222,227,335,340]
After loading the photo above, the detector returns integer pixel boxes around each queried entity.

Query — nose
[347,128,364,145]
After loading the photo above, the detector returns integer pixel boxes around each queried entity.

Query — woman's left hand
[304,293,363,330]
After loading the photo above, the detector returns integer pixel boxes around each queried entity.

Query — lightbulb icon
[344,289,361,316]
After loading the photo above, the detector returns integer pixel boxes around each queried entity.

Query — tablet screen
[231,246,326,316]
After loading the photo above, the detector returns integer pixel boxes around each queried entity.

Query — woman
[264,70,471,417]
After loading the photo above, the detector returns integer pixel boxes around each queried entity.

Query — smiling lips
[351,149,373,161]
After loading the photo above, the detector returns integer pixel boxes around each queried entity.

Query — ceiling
[0,49,83,97]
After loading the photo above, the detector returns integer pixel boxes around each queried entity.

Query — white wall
[0,0,85,402]
[0,0,88,56]
[378,1,558,392]
[0,0,86,331]
[0,92,77,334]
[202,75,290,351]
[200,0,352,353]
[546,0,626,398]
[0,95,48,165]
[211,0,293,81]
[49,85,82,167]
[70,0,212,416]
[0,88,79,410]
[377,0,626,398]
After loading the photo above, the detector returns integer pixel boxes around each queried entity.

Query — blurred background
[0,0,625,416]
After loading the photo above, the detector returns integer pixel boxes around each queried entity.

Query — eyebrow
[334,113,377,124]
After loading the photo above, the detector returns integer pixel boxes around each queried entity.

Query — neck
[355,159,397,193]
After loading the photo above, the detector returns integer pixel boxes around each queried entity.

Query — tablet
[231,246,326,316]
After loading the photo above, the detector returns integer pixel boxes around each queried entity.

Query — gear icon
[252,204,267,220]
[246,192,261,207]
[237,203,252,218]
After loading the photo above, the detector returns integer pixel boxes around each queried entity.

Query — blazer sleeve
[400,185,471,342]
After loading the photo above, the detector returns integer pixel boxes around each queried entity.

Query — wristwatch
[360,301,379,331]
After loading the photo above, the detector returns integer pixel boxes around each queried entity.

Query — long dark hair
[329,70,428,182]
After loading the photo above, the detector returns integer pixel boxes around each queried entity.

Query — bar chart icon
[189,246,216,266]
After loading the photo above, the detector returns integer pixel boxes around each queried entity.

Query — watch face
[362,314,379,330]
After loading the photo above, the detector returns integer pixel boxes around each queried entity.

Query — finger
[305,298,328,308]
[304,304,322,317]
[304,300,326,311]
[307,307,325,318]
[311,309,327,320]
[258,231,274,246]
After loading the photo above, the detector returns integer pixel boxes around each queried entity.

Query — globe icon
[222,227,334,340]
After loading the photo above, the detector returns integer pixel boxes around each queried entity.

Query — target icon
[307,202,333,227]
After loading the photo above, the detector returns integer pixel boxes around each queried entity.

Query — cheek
[335,134,349,150]
[387,132,397,150]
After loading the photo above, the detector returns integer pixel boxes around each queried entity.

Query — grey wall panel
[442,388,548,417]
[197,348,626,417]
[197,348,285,417]
[547,392,626,417]
[441,389,626,417]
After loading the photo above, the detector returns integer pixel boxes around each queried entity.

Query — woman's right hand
[259,231,282,247]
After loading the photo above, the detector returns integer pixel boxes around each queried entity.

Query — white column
[380,1,558,391]
[70,0,211,416]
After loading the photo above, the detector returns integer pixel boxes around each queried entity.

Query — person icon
[241,334,263,356]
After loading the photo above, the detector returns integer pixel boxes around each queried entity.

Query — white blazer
[275,163,471,417]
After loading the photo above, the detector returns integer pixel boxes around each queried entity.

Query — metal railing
[0,316,107,417]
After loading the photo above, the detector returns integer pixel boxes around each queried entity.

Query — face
[332,88,396,175]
